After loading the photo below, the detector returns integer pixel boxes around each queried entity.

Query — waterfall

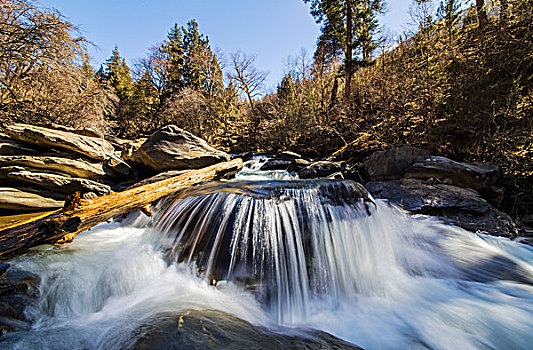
[3,159,533,349]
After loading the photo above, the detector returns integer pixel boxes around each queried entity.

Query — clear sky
[42,0,411,92]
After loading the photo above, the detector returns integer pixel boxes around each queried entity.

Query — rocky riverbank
[0,123,231,214]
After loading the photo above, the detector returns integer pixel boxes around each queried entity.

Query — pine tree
[304,0,383,104]
[99,46,134,135]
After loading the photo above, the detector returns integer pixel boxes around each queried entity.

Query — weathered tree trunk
[476,0,488,29]
[0,159,243,257]
[344,2,353,107]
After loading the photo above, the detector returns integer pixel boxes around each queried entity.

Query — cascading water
[2,158,533,349]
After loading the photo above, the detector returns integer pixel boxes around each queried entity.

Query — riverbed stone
[367,178,515,236]
[129,310,363,350]
[135,125,230,172]
[4,124,114,161]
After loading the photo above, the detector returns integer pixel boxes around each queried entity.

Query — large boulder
[3,124,114,161]
[1,168,111,195]
[135,125,230,172]
[365,146,429,181]
[0,187,64,211]
[367,179,515,236]
[129,310,362,350]
[0,155,105,179]
[404,156,500,191]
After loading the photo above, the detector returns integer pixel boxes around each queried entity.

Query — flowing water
[2,159,533,349]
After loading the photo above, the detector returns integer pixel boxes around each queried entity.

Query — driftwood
[0,159,243,257]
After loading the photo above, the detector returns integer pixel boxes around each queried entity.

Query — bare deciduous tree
[227,51,268,115]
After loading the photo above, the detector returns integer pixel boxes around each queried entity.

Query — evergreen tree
[100,46,134,135]
[304,0,383,104]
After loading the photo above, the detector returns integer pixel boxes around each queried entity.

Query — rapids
[2,159,533,349]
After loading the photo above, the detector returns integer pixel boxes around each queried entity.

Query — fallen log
[0,158,243,257]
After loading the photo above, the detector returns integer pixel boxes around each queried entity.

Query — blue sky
[42,0,411,92]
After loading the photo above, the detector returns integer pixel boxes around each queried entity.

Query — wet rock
[4,124,114,161]
[0,187,64,211]
[365,146,429,181]
[260,159,292,171]
[298,161,343,179]
[135,125,231,172]
[2,169,111,196]
[0,267,40,335]
[405,156,500,191]
[367,179,515,236]
[128,310,362,350]
[0,155,105,179]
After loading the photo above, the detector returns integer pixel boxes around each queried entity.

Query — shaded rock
[135,125,230,172]
[275,151,302,160]
[0,155,105,179]
[367,179,515,236]
[103,154,133,179]
[0,267,40,334]
[0,136,38,156]
[3,170,111,195]
[365,146,429,181]
[121,138,147,164]
[405,156,500,191]
[260,159,292,171]
[0,188,64,211]
[128,310,362,350]
[4,124,114,161]
[298,161,343,179]
[287,158,312,172]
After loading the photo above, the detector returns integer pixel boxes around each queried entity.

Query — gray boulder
[0,187,64,211]
[298,161,343,179]
[365,146,429,181]
[135,125,230,172]
[404,156,500,191]
[4,124,114,161]
[0,155,105,179]
[367,179,515,236]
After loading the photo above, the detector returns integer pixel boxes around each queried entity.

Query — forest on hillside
[0,0,531,213]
